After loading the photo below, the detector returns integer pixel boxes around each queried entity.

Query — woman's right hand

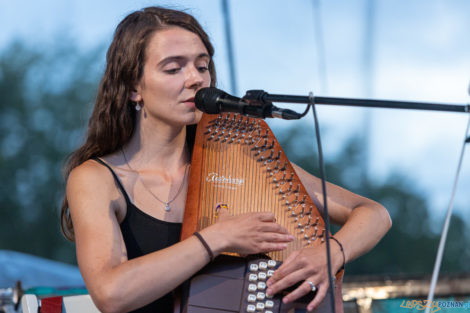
[201,206,295,256]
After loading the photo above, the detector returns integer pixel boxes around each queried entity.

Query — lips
[183,97,197,109]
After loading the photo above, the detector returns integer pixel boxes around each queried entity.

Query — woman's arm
[266,163,392,311]
[293,163,392,262]
[68,160,293,313]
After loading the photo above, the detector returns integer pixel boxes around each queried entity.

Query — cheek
[204,72,212,87]
[149,78,180,100]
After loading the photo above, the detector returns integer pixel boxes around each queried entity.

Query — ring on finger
[307,281,317,292]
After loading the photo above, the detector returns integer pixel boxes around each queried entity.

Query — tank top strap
[91,157,132,205]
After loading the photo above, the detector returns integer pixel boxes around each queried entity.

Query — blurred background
[1,0,469,311]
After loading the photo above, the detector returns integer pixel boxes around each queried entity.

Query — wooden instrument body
[180,113,343,312]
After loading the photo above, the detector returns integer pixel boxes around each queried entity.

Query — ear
[130,90,142,102]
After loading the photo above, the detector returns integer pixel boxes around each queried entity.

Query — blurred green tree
[0,40,103,264]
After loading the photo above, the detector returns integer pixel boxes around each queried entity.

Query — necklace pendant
[164,203,171,212]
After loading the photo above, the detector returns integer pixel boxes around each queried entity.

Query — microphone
[195,87,301,120]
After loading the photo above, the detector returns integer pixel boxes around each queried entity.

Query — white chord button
[247,294,256,303]
[256,292,265,301]
[247,304,256,312]
[258,272,267,280]
[265,300,274,308]
[248,284,257,292]
[257,282,266,290]
[256,302,265,311]
[266,311,274,313]
[267,270,275,277]
[268,260,277,268]
[249,273,258,282]
[259,261,268,270]
[249,264,259,272]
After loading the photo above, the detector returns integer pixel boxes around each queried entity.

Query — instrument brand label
[206,172,244,190]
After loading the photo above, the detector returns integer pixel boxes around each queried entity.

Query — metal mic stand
[243,89,470,113]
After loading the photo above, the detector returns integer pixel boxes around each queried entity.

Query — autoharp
[180,113,343,313]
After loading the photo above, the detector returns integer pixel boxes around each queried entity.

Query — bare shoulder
[67,160,115,200]
[68,159,112,184]
[67,159,124,221]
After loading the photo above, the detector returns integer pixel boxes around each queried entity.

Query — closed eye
[164,67,181,74]
[198,66,209,73]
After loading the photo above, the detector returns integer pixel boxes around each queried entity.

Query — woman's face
[132,26,211,127]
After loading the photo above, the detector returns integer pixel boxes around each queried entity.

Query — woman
[61,6,391,313]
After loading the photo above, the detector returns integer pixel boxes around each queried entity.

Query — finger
[269,255,304,286]
[266,268,306,297]
[282,279,315,304]
[255,212,276,222]
[266,255,298,286]
[217,207,231,220]
[260,232,294,243]
[257,242,289,253]
[258,222,290,234]
[306,282,328,312]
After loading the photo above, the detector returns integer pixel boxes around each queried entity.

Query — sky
[1,0,469,221]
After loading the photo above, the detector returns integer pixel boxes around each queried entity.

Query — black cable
[308,92,336,312]
[298,101,312,118]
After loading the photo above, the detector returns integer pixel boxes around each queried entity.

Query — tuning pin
[267,150,274,160]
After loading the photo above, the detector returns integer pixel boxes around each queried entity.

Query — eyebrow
[157,53,210,67]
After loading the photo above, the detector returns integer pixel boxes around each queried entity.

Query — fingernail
[266,288,272,296]
[289,235,295,240]
[283,296,289,304]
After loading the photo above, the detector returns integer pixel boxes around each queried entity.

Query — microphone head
[195,87,226,114]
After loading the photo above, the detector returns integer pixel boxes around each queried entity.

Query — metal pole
[221,0,238,96]
[361,0,376,185]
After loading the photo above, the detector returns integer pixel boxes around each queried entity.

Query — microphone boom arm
[243,90,470,113]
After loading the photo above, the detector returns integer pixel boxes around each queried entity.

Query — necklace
[121,148,189,212]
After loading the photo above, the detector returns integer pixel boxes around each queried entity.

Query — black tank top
[93,158,182,313]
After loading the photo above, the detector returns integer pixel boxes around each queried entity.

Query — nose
[185,65,205,89]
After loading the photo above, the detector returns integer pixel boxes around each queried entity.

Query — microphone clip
[243,90,303,120]
[243,89,269,104]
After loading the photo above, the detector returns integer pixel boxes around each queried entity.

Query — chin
[181,110,203,126]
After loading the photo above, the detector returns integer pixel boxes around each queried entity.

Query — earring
[135,102,141,111]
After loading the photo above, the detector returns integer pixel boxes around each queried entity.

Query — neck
[123,114,190,172]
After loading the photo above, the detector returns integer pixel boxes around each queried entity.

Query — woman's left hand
[266,242,343,312]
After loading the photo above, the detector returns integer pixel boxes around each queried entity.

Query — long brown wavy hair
[60,7,217,241]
